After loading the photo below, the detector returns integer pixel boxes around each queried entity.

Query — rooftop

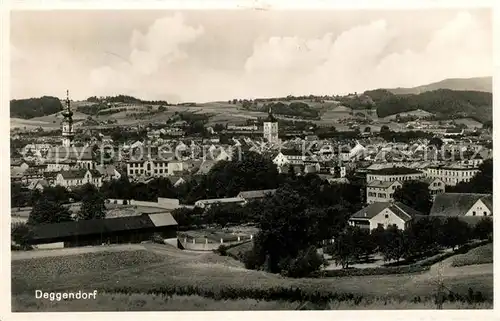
[368,167,423,175]
[430,193,492,217]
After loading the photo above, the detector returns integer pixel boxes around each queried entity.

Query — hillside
[363,89,492,123]
[10,96,63,119]
[385,77,492,95]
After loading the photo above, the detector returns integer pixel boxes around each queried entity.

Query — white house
[366,180,403,204]
[349,202,422,231]
[55,169,102,189]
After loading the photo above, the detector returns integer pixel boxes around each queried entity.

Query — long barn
[29,212,178,248]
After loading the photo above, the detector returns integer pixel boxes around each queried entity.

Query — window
[385,214,389,219]
[377,223,383,229]
[484,212,488,216]
[472,211,476,216]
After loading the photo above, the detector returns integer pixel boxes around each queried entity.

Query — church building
[263,107,279,144]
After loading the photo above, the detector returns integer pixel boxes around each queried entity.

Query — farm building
[348,202,423,231]
[430,193,492,217]
[28,212,178,248]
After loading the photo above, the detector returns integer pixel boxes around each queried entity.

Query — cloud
[11,11,491,102]
[242,12,491,96]
[88,13,204,100]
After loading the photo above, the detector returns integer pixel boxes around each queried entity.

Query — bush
[214,245,228,256]
[123,200,128,205]
[11,222,33,250]
[315,264,429,278]
[279,246,327,278]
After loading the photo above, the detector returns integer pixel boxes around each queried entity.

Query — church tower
[61,90,75,147]
[263,106,279,144]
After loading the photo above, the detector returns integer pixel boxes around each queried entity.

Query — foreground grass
[451,243,493,267]
[12,293,493,311]
[11,247,493,311]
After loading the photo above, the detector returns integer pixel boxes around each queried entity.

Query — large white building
[263,108,279,144]
[366,167,425,183]
[425,165,479,186]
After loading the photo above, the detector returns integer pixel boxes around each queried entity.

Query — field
[451,244,493,267]
[11,99,409,131]
[11,243,493,311]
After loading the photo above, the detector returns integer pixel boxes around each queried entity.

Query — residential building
[366,180,402,204]
[95,165,122,182]
[55,169,102,189]
[423,177,446,200]
[425,165,479,186]
[349,202,422,230]
[430,193,493,217]
[44,146,95,171]
[366,167,424,183]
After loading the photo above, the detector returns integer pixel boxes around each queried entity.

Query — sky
[10,9,492,103]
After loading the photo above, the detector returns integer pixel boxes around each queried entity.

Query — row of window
[129,168,171,175]
[367,192,394,199]
[427,169,478,177]
[367,175,422,182]
[129,162,169,168]
[471,211,490,216]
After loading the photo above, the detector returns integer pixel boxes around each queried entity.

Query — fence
[178,234,253,251]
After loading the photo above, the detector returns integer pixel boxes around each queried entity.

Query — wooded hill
[10,96,63,119]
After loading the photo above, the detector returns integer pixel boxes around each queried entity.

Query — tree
[473,217,493,240]
[246,186,317,273]
[428,137,444,149]
[77,184,106,220]
[393,180,432,215]
[380,225,407,262]
[28,199,73,225]
[404,217,443,257]
[380,125,390,133]
[326,226,372,269]
[11,222,34,250]
[439,217,471,250]
[364,126,371,133]
[158,105,167,112]
[449,159,492,194]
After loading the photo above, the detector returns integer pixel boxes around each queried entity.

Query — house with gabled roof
[430,193,492,217]
[55,169,102,189]
[366,180,403,204]
[349,202,422,230]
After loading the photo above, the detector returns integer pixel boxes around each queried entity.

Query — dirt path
[11,244,146,261]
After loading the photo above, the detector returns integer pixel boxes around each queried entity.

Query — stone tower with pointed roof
[263,106,279,144]
[61,90,75,147]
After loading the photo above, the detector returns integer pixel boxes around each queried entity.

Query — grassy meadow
[11,244,493,311]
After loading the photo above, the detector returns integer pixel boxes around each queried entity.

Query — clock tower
[61,90,75,147]
[263,107,279,144]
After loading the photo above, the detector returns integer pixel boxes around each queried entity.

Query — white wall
[465,199,492,217]
[369,208,406,230]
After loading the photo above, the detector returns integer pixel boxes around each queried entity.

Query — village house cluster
[11,91,493,240]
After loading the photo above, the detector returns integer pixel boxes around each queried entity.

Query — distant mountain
[10,96,63,119]
[385,77,492,95]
